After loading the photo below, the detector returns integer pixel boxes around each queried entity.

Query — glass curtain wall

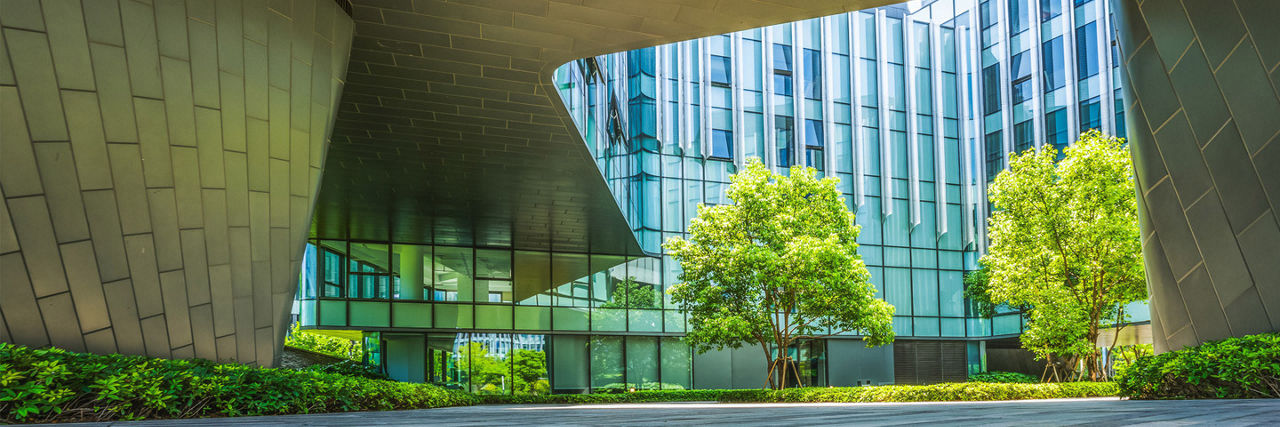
[298,0,1137,391]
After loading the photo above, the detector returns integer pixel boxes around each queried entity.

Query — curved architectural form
[1111,0,1280,352]
[0,0,354,366]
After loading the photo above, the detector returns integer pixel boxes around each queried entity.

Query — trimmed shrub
[1116,332,1280,399]
[0,343,476,423]
[482,382,1116,405]
[968,371,1039,383]
[716,382,1117,403]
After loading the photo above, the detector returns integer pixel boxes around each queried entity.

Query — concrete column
[384,334,426,383]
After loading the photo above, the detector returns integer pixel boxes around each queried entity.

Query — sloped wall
[1111,0,1280,352]
[0,0,352,366]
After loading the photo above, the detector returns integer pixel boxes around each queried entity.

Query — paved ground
[54,398,1280,426]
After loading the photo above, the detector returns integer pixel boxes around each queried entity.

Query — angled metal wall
[1111,0,1280,352]
[0,0,353,366]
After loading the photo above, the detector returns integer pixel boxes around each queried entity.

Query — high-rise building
[291,0,1140,392]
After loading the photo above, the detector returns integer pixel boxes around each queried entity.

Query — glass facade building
[294,0,1138,392]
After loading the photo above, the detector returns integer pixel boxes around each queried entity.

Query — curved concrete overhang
[315,0,897,255]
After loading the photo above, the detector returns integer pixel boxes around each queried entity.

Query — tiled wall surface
[1111,0,1279,352]
[0,0,353,366]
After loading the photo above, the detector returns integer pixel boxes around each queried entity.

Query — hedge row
[1116,332,1279,399]
[482,382,1117,405]
[0,343,476,424]
[968,371,1039,383]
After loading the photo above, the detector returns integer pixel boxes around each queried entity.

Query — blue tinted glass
[776,116,793,167]
[805,119,824,148]
[803,49,822,99]
[984,131,1002,181]
[1010,52,1032,104]
[774,74,792,95]
[1079,97,1101,132]
[1076,22,1098,78]
[711,129,733,159]
[1042,37,1065,92]
[773,44,792,71]
[806,148,824,171]
[980,1,995,29]
[1007,0,1026,34]
[982,64,1001,115]
[1010,51,1031,80]
[1045,107,1068,149]
[1041,0,1061,22]
[710,55,730,86]
[1013,120,1033,154]
[1012,79,1032,105]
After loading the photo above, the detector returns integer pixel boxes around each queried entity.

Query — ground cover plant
[1116,333,1279,399]
[0,343,475,423]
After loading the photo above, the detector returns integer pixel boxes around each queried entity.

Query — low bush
[481,382,1116,405]
[1116,332,1280,399]
[968,371,1039,383]
[717,382,1117,403]
[0,343,476,424]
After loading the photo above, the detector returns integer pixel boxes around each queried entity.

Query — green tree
[601,276,659,309]
[982,130,1147,381]
[664,159,895,390]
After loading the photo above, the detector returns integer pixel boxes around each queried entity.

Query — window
[982,64,1001,115]
[711,129,733,160]
[1045,107,1068,149]
[985,130,1003,181]
[980,1,995,29]
[710,55,731,87]
[1076,22,1098,79]
[803,49,822,100]
[1010,51,1032,105]
[1008,0,1027,35]
[980,1,997,47]
[1079,96,1101,132]
[1041,0,1061,21]
[1013,120,1034,154]
[774,73,793,96]
[1042,37,1065,92]
[773,44,792,72]
[773,44,793,96]
[776,116,794,167]
[1114,88,1126,139]
[805,119,824,171]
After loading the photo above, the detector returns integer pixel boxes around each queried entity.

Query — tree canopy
[982,130,1147,381]
[664,159,894,389]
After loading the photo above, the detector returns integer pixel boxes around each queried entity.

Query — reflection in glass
[429,333,467,390]
[348,243,390,299]
[627,336,659,389]
[391,244,430,300]
[551,335,588,393]
[434,247,474,302]
[462,333,512,395]
[660,337,692,389]
[320,241,344,297]
[590,335,624,391]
